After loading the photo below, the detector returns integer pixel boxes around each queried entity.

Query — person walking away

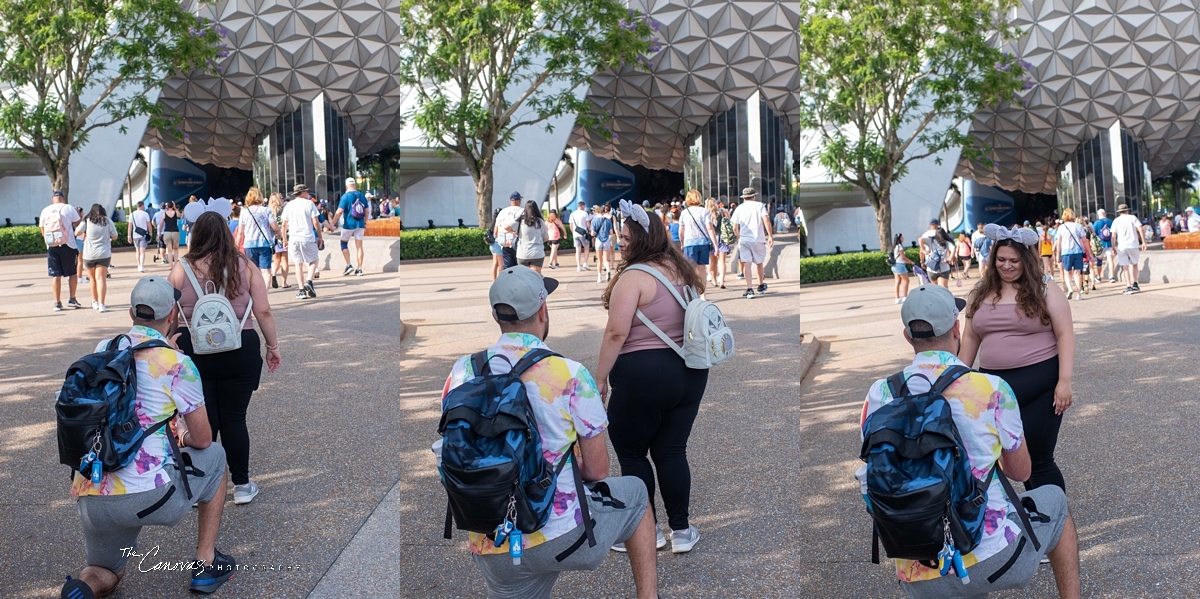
[280,185,322,299]
[514,200,548,274]
[128,201,152,272]
[75,204,119,312]
[569,201,592,271]
[859,282,1080,599]
[153,205,167,265]
[730,188,774,299]
[679,191,716,295]
[441,266,660,599]
[596,200,708,554]
[1090,208,1115,282]
[591,204,617,282]
[237,188,280,286]
[1038,221,1055,280]
[333,177,369,276]
[170,212,281,507]
[921,228,955,289]
[973,225,993,278]
[891,233,914,304]
[487,208,505,280]
[497,192,525,269]
[267,193,290,288]
[227,205,241,236]
[1085,219,1103,292]
[545,209,566,268]
[955,232,973,279]
[59,276,237,598]
[706,198,731,289]
[1111,204,1146,294]
[666,212,681,249]
[40,190,83,311]
[918,219,940,265]
[161,202,182,265]
[1054,208,1089,300]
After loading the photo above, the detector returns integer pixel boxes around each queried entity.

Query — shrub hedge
[800,248,920,284]
[398,224,576,261]
[0,222,130,257]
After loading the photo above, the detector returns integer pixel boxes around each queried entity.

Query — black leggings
[981,356,1065,491]
[177,329,263,486]
[607,348,708,531]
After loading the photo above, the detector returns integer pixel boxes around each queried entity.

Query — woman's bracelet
[265,343,279,351]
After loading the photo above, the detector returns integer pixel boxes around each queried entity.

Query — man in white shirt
[280,184,323,299]
[40,190,83,311]
[497,192,525,269]
[1112,203,1147,294]
[127,201,152,272]
[730,187,774,299]
[568,200,592,271]
[152,207,167,264]
[1186,207,1200,234]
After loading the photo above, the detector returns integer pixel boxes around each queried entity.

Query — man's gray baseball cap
[490,266,558,321]
[131,276,181,320]
[901,284,966,339]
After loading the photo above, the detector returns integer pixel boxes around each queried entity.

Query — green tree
[0,0,225,201]
[1152,165,1198,215]
[396,0,657,228]
[796,0,1029,250]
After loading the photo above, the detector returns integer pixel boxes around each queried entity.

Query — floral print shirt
[859,351,1025,582]
[71,326,205,497]
[441,333,608,555]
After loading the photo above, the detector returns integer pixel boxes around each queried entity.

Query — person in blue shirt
[1091,208,1114,282]
[590,204,616,282]
[332,177,369,276]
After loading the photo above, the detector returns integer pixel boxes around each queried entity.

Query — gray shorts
[76,443,227,573]
[472,475,648,599]
[900,485,1069,599]
[738,241,767,264]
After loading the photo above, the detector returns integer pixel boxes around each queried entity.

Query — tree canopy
[796,0,1029,249]
[0,0,225,200]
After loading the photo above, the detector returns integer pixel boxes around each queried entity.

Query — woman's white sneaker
[233,481,259,505]
[670,526,700,553]
[611,529,668,552]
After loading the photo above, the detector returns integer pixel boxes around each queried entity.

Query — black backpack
[861,366,1039,566]
[56,335,192,498]
[439,349,595,549]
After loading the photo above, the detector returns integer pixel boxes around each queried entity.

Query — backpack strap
[930,365,972,395]
[179,259,207,297]
[990,463,1041,552]
[626,264,689,357]
[567,442,597,548]
[509,348,558,378]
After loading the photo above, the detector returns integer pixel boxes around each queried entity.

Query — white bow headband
[618,199,649,230]
[182,197,233,223]
[983,223,1038,247]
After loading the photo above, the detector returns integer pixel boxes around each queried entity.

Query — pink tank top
[176,259,256,330]
[971,302,1057,370]
[620,277,686,354]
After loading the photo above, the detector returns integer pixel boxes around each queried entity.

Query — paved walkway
[315,244,801,598]
[0,249,400,599]
[794,276,1200,598]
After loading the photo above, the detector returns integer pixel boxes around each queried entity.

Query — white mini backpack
[626,264,735,369]
[178,259,252,354]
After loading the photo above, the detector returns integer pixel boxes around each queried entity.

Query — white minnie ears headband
[618,199,650,230]
[983,223,1039,247]
[182,197,233,223]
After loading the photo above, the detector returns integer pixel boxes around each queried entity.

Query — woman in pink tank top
[594,200,708,552]
[959,226,1076,496]
[168,211,281,505]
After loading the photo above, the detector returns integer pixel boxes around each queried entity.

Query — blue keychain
[493,520,514,548]
[90,459,103,484]
[938,543,954,577]
[509,529,523,566]
[952,549,970,584]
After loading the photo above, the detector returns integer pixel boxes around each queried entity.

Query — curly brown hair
[965,238,1050,326]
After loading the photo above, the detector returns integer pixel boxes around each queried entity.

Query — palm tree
[356,145,402,198]
[1153,166,1199,214]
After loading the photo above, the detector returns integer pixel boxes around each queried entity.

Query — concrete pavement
[0,249,401,598]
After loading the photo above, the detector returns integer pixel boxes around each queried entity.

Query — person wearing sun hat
[1111,203,1146,293]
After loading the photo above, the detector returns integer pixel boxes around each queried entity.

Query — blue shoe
[190,549,236,593]
[61,577,95,599]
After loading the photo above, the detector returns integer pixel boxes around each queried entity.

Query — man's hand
[766,237,774,248]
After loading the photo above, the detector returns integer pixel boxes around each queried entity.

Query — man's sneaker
[1107,278,1118,283]
[354,268,363,277]
[1132,282,1141,292]
[670,526,701,553]
[737,273,745,279]
[305,281,317,298]
[343,264,354,276]
[296,290,309,299]
[612,530,668,552]
[756,283,768,294]
[1122,286,1134,295]
[233,481,259,505]
[271,275,279,289]
[54,302,63,312]
[98,304,108,313]
[67,298,83,309]
[189,549,236,593]
[60,576,95,599]
[742,289,756,299]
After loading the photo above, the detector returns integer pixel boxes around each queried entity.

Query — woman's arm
[1045,282,1075,414]
[246,261,281,373]
[595,271,649,403]
[957,292,983,366]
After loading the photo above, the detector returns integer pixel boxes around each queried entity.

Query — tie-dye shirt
[441,333,608,555]
[71,326,205,497]
[858,350,1024,582]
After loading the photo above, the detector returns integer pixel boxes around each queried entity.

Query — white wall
[398,176,478,227]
